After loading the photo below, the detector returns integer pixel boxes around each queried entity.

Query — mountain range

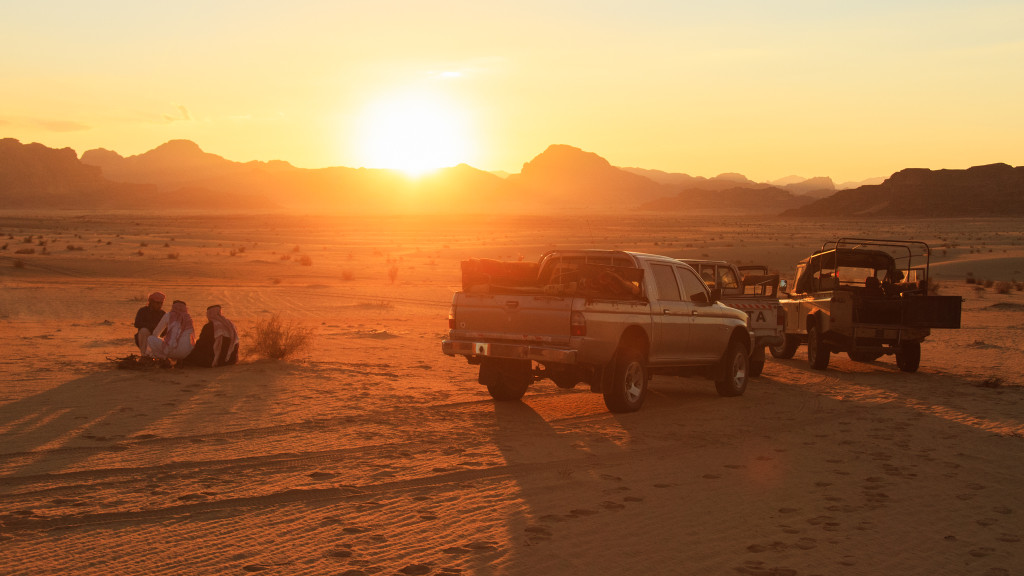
[1,137,1020,216]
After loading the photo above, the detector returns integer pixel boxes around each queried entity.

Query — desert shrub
[13,259,25,268]
[249,314,313,360]
[388,265,398,283]
[965,272,975,284]
[167,252,179,260]
[984,279,995,288]
[995,281,1013,294]
[15,248,34,255]
[341,269,355,281]
[136,250,144,256]
[298,254,312,266]
[280,254,291,261]
[1,243,7,250]
[139,242,148,247]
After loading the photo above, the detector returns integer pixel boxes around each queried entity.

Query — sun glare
[357,92,472,176]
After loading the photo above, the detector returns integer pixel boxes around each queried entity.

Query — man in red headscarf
[134,291,166,355]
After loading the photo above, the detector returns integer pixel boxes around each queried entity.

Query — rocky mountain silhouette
[782,163,1024,218]
[2,137,1020,216]
[639,186,816,215]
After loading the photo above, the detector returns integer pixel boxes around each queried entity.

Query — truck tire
[769,334,800,359]
[715,339,749,397]
[807,321,830,370]
[749,346,766,378]
[479,358,532,401]
[603,347,648,413]
[896,341,921,373]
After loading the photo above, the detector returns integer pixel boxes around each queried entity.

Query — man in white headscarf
[182,305,239,367]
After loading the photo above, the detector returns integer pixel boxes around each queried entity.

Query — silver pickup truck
[442,250,754,413]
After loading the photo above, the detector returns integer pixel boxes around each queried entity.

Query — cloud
[33,119,90,132]
[163,104,192,123]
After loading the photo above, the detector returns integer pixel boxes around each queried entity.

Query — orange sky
[2,1,1022,183]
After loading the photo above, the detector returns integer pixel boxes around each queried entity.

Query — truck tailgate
[452,292,573,345]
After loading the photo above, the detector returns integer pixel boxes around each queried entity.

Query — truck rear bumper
[442,339,578,365]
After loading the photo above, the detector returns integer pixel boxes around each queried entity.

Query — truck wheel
[479,358,532,401]
[769,334,799,359]
[896,341,921,373]
[603,347,648,413]
[749,346,767,377]
[715,339,749,397]
[807,322,830,370]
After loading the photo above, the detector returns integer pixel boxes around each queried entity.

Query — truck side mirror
[779,279,788,293]
[709,287,722,302]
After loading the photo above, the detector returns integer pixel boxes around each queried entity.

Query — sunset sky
[2,1,1021,183]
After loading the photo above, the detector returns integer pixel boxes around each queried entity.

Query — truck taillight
[571,311,586,337]
[448,307,455,330]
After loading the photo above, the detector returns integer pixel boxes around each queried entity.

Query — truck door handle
[692,310,700,316]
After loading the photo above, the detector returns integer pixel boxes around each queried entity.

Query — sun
[356,92,473,176]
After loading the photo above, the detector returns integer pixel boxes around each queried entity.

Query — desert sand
[1,213,1022,576]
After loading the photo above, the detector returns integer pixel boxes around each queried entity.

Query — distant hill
[639,186,816,215]
[0,138,147,209]
[782,163,1024,218]
[2,137,1021,216]
[510,145,668,207]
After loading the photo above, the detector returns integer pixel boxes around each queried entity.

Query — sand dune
[1,214,1021,575]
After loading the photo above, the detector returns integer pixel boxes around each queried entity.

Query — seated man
[133,291,165,354]
[181,305,239,367]
[863,276,885,298]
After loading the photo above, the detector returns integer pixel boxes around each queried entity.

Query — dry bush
[984,279,995,288]
[13,259,25,269]
[995,281,1013,294]
[965,272,976,284]
[249,315,313,360]
[14,248,34,255]
[298,254,312,266]
[341,269,355,281]
[388,265,399,283]
[167,252,180,260]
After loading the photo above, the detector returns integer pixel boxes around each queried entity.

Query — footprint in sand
[524,525,552,544]
[969,547,996,558]
[567,508,598,517]
[325,547,353,559]
[734,561,797,576]
[600,501,625,510]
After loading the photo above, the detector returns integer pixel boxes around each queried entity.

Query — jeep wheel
[807,322,830,370]
[749,346,766,378]
[479,358,532,401]
[603,347,648,413]
[715,339,749,397]
[769,334,800,359]
[896,341,921,373]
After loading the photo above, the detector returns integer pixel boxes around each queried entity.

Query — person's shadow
[0,367,207,479]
